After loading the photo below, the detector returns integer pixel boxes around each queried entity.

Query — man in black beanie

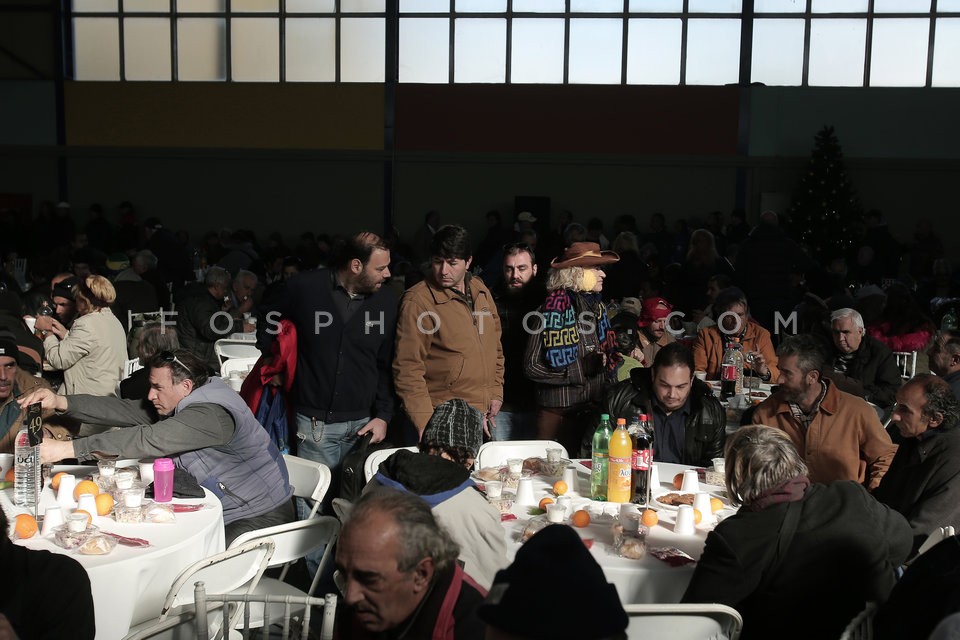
[478,524,629,639]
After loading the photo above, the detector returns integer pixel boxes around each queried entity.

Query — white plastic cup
[77,493,99,526]
[562,466,577,493]
[681,469,700,493]
[546,503,566,523]
[139,459,155,484]
[56,474,77,509]
[675,504,696,535]
[40,506,64,537]
[506,458,523,476]
[712,458,726,473]
[649,463,661,491]
[515,477,536,506]
[557,495,573,517]
[66,512,88,533]
[693,492,714,525]
[546,448,563,463]
[619,503,641,530]
[122,487,144,508]
[485,481,503,499]
[97,459,116,478]
[694,370,707,382]
[114,469,135,490]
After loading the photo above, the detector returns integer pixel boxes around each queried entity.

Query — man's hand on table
[17,388,67,413]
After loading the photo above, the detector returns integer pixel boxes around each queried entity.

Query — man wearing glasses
[20,349,293,544]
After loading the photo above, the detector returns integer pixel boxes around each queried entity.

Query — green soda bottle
[591,414,612,501]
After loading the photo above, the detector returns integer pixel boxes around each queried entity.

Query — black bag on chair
[335,432,395,503]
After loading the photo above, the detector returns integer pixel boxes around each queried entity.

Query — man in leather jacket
[603,342,725,467]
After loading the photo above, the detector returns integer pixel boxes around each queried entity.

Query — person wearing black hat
[478,523,629,639]
[0,336,51,453]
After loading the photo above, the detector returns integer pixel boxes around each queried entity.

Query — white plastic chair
[363,446,419,482]
[122,357,143,380]
[894,351,917,381]
[474,440,568,471]
[220,356,258,379]
[215,339,260,366]
[838,602,876,640]
[624,603,743,640]
[913,525,957,560]
[121,538,276,640]
[194,582,337,640]
[283,454,332,519]
[226,517,341,630]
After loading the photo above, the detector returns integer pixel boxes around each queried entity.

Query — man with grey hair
[174,266,238,370]
[827,307,902,409]
[752,334,897,489]
[228,268,258,333]
[874,374,960,552]
[926,329,960,399]
[334,487,486,639]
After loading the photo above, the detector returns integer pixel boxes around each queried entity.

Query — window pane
[73,0,117,11]
[569,19,622,84]
[629,0,682,11]
[571,0,622,11]
[177,18,226,80]
[232,0,278,11]
[399,18,448,82]
[73,18,119,80]
[870,18,928,86]
[341,18,385,81]
[511,18,564,83]
[808,19,865,86]
[811,0,867,12]
[686,18,740,85]
[455,19,505,82]
[125,0,170,11]
[124,18,171,80]
[939,0,960,10]
[751,18,803,85]
[342,0,385,11]
[689,0,741,12]
[457,0,506,11]
[401,0,448,10]
[874,0,930,12]
[626,18,681,84]
[932,18,960,86]
[177,0,225,12]
[513,0,565,12]
[286,18,335,81]
[755,0,805,12]
[231,18,279,81]
[287,0,335,11]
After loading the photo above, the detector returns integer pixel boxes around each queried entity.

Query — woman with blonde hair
[40,275,128,399]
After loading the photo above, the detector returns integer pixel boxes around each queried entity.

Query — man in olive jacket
[604,342,725,467]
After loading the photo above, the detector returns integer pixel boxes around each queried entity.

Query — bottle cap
[616,418,626,425]
[601,414,610,420]
[153,458,175,472]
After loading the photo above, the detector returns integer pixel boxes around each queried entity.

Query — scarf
[746,474,810,512]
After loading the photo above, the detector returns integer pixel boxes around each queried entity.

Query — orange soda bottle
[607,418,633,503]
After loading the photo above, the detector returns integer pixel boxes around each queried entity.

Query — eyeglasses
[157,350,190,373]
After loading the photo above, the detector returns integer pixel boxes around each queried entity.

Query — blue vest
[175,378,292,524]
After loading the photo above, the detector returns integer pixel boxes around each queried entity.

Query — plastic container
[153,458,175,502]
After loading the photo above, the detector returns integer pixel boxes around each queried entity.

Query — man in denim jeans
[258,231,398,511]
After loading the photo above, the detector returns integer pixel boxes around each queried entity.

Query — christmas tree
[786,125,863,260]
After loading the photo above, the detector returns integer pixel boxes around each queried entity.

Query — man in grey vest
[20,349,293,544]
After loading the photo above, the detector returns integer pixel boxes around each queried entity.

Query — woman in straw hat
[523,242,620,455]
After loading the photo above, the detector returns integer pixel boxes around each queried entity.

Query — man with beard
[637,296,676,366]
[752,334,897,490]
[258,231,397,496]
[926,330,960,399]
[491,243,543,440]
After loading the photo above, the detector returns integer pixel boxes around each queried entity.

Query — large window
[71,0,960,87]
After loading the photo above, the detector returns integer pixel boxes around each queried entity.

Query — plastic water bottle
[14,424,39,508]
[591,414,612,501]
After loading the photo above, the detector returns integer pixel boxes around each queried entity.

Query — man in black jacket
[827,307,902,410]
[604,342,725,467]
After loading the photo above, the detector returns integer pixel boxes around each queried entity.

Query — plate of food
[652,491,728,512]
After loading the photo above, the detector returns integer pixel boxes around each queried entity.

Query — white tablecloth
[501,461,733,604]
[2,465,225,640]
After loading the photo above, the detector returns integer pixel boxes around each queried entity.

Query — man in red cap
[638,296,676,366]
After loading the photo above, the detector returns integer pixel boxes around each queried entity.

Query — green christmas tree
[786,125,863,260]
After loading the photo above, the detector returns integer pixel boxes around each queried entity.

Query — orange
[673,473,684,490]
[74,509,93,526]
[709,497,724,513]
[538,497,555,511]
[95,493,115,516]
[3,468,13,483]
[14,514,38,539]
[51,472,69,491]
[552,480,568,496]
[641,508,659,528]
[74,480,99,501]
[571,509,591,528]
[692,508,703,525]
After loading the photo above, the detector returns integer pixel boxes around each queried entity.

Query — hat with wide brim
[550,242,620,269]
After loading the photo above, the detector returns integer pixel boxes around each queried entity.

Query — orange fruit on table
[552,480,568,496]
[709,497,724,513]
[51,472,69,491]
[692,508,703,525]
[14,514,38,539]
[571,509,591,528]
[74,509,93,526]
[95,493,115,516]
[4,468,13,483]
[641,508,659,528]
[673,473,684,490]
[74,480,99,501]
[538,497,555,511]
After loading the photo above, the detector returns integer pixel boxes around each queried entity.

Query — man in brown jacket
[394,225,504,437]
[752,334,897,490]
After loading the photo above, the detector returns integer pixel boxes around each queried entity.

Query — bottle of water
[14,424,39,508]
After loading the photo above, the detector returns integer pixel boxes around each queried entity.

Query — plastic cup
[675,504,696,535]
[0,453,12,479]
[506,458,523,476]
[712,458,726,473]
[56,474,77,509]
[546,448,563,463]
[485,481,503,499]
[515,477,536,506]
[114,469,136,490]
[681,469,700,493]
[649,463,661,491]
[557,495,573,517]
[694,370,707,382]
[562,466,577,493]
[76,493,99,526]
[546,503,566,523]
[693,492,714,525]
[139,459,155,484]
[122,487,144,508]
[66,512,88,533]
[97,459,117,478]
[41,506,64,536]
[619,503,641,531]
